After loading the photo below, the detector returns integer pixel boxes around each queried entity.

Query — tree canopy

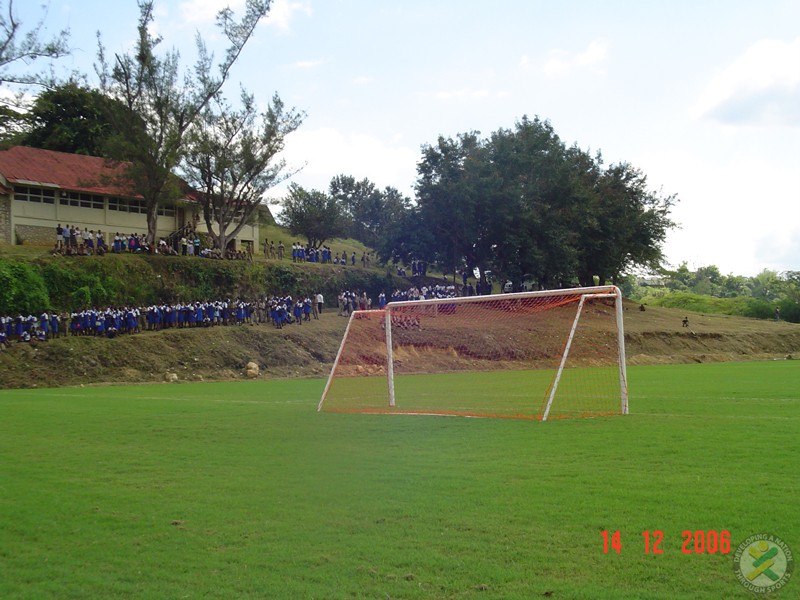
[182,89,304,251]
[329,174,412,248]
[277,183,345,249]
[96,0,271,243]
[381,116,676,287]
[6,82,129,154]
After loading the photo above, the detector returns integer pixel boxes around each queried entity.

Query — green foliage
[96,0,270,243]
[407,116,676,287]
[182,90,304,251]
[0,250,405,315]
[329,174,412,248]
[638,265,800,322]
[276,183,346,248]
[70,285,92,308]
[18,82,129,155]
[0,260,50,313]
[638,290,790,321]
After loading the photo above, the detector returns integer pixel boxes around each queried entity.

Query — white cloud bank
[540,39,609,77]
[265,127,419,205]
[178,0,311,30]
[692,37,800,127]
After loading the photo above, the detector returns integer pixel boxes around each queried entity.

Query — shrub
[0,260,51,313]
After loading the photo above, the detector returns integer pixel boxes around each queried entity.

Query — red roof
[0,146,140,198]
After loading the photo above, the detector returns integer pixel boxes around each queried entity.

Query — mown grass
[1,360,798,599]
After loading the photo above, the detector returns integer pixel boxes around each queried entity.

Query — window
[13,185,55,204]
[58,190,104,209]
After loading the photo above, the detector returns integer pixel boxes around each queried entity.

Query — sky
[11,0,800,276]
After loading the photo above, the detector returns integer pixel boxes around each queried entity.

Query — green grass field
[1,361,798,599]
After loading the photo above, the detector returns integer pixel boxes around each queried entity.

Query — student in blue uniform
[293,300,303,324]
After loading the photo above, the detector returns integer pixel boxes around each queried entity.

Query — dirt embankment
[1,302,798,389]
[623,303,800,365]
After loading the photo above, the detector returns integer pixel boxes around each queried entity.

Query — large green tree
[329,174,411,248]
[277,183,344,249]
[182,89,304,252]
[96,0,270,244]
[405,115,677,288]
[13,82,129,155]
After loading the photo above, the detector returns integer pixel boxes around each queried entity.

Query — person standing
[315,292,324,315]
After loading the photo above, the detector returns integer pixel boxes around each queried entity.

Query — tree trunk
[218,223,227,255]
[146,203,159,245]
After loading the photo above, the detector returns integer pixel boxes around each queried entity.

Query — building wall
[12,199,180,243]
[8,191,259,249]
[0,194,11,244]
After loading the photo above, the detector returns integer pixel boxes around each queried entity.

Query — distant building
[636,275,667,288]
[0,146,262,251]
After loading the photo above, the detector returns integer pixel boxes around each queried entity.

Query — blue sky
[14,0,800,276]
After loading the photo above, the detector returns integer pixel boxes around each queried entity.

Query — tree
[96,0,271,244]
[13,82,129,155]
[329,174,412,247]
[182,89,303,252]
[0,0,69,89]
[486,117,578,288]
[750,269,781,301]
[407,115,677,288]
[415,131,500,283]
[573,160,676,286]
[277,183,344,249]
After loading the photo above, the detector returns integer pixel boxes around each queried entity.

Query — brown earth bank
[0,300,798,390]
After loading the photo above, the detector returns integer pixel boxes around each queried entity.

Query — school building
[0,145,261,251]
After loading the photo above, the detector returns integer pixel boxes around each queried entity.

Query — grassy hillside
[0,241,404,314]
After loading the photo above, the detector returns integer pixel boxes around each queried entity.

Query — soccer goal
[317,285,628,421]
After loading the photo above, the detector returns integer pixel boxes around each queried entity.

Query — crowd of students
[262,240,375,268]
[390,285,458,303]
[0,292,329,349]
[53,223,259,260]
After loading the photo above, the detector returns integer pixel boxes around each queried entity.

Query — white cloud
[432,88,506,101]
[179,0,243,26]
[265,127,419,203]
[289,58,325,69]
[264,0,313,31]
[657,151,800,275]
[692,38,800,127]
[177,0,311,30]
[541,39,609,77]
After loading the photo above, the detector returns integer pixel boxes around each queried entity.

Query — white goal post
[318,285,628,421]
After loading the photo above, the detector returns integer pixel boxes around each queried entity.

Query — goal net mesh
[319,288,626,420]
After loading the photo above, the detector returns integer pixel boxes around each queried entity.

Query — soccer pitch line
[632,412,800,421]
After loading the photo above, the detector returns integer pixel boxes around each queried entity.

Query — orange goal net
[318,286,628,421]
